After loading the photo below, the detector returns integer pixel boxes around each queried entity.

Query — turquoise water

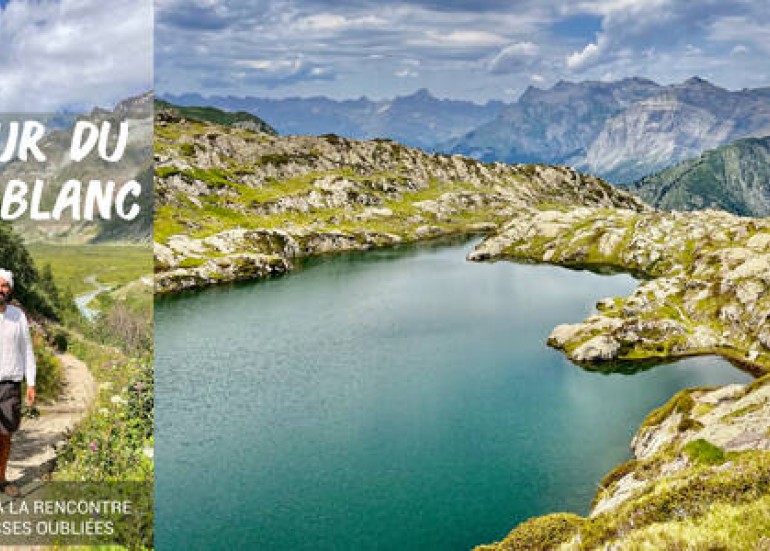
[155,239,752,550]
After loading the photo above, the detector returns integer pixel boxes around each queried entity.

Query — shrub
[683,439,726,465]
[31,333,63,401]
[486,513,584,550]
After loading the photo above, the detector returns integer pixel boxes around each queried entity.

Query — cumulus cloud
[395,68,419,78]
[730,44,749,55]
[561,0,767,80]
[709,16,770,55]
[566,36,606,70]
[0,0,151,112]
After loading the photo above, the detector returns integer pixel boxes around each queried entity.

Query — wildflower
[134,381,144,392]
[89,442,98,453]
[110,395,126,405]
[143,447,154,459]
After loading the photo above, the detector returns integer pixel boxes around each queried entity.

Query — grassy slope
[155,98,277,134]
[154,120,511,244]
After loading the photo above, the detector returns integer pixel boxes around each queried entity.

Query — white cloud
[154,0,770,102]
[411,30,508,48]
[295,13,387,32]
[566,38,604,69]
[0,0,152,112]
[731,44,749,55]
[487,41,539,73]
[569,0,668,17]
[237,58,303,72]
[709,16,770,54]
[395,68,419,78]
[685,44,703,56]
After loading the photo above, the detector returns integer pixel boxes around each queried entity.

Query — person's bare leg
[0,433,10,481]
[0,433,19,496]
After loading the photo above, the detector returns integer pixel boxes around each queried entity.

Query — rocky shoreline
[469,207,770,374]
[154,110,644,293]
[476,373,770,550]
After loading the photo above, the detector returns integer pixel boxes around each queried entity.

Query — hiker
[0,268,36,497]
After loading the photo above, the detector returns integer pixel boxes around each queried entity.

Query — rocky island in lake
[154,101,770,549]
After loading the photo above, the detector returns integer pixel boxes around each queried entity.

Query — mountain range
[160,88,504,151]
[448,77,770,183]
[165,78,770,184]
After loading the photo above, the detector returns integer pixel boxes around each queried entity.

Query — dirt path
[6,352,97,488]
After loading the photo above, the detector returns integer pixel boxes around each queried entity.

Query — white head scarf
[0,269,13,288]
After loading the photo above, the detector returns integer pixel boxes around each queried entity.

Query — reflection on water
[155,239,752,551]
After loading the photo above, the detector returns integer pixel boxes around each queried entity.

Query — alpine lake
[155,237,752,550]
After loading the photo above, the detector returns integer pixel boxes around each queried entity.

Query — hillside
[154,98,277,134]
[447,77,770,183]
[631,136,770,216]
[153,104,645,293]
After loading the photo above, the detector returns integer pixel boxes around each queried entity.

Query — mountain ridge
[164,77,770,184]
[631,135,770,216]
[159,88,505,150]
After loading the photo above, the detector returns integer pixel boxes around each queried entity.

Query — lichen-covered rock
[571,335,621,361]
[593,377,770,514]
[479,376,770,550]
[470,208,770,372]
[154,254,292,294]
[154,112,645,293]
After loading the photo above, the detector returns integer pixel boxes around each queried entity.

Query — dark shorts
[0,382,22,435]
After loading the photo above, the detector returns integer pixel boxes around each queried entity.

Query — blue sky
[0,0,152,111]
[155,0,770,102]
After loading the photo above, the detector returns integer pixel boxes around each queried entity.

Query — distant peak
[406,88,434,99]
[519,85,541,102]
[682,76,716,88]
[620,76,659,86]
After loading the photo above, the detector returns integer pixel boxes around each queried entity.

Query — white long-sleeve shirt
[0,305,36,386]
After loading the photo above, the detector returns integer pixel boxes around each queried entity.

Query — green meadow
[27,244,151,295]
